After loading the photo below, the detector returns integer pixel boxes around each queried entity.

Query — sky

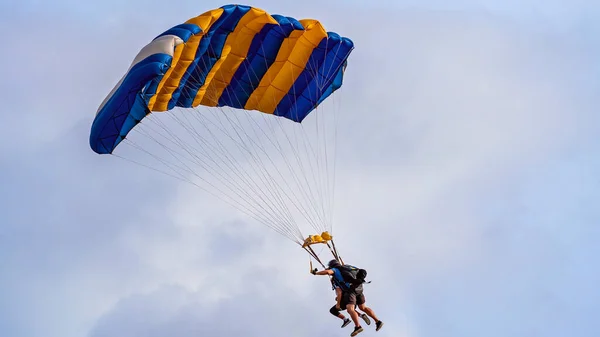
[1,1,599,337]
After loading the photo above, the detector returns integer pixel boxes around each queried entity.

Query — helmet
[327,259,341,269]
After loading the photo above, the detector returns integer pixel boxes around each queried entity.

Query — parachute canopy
[89,4,354,267]
[90,4,354,154]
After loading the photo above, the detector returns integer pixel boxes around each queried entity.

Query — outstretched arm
[312,269,334,276]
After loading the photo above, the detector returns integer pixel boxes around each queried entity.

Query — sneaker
[351,326,364,336]
[375,320,384,331]
[360,314,371,325]
[341,318,351,328]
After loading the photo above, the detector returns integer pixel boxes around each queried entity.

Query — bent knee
[330,306,340,316]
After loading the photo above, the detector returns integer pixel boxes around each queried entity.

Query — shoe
[351,326,364,336]
[360,314,371,325]
[341,318,351,328]
[375,320,384,331]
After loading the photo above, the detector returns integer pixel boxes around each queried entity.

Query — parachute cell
[90,4,354,154]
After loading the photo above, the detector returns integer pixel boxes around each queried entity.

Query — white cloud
[86,8,597,337]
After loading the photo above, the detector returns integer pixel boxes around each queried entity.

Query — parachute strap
[326,241,343,264]
[330,240,344,265]
[304,246,325,269]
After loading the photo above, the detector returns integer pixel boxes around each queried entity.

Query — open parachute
[90,4,354,267]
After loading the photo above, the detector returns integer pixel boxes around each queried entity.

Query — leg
[330,305,345,320]
[346,303,360,326]
[356,307,371,325]
[344,293,364,336]
[331,305,352,328]
[342,292,361,326]
[352,292,370,324]
[347,303,364,336]
[356,294,383,331]
[356,293,378,320]
[357,304,379,321]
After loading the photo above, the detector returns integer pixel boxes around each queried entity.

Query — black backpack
[337,265,368,290]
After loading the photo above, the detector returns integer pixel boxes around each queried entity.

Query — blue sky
[1,1,599,337]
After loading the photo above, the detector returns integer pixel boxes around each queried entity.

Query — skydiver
[331,278,371,328]
[312,260,384,336]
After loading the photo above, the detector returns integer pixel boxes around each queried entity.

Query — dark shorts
[341,291,365,307]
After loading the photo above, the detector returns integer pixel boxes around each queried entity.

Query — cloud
[88,274,394,337]
[89,8,598,337]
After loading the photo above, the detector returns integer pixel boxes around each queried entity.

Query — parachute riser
[326,241,343,265]
[330,239,341,259]
[302,231,347,269]
[304,245,324,265]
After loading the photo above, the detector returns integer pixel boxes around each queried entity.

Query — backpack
[333,265,368,291]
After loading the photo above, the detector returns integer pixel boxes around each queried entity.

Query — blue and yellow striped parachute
[89,4,353,264]
[90,4,354,154]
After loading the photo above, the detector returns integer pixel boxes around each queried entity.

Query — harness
[331,265,362,292]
